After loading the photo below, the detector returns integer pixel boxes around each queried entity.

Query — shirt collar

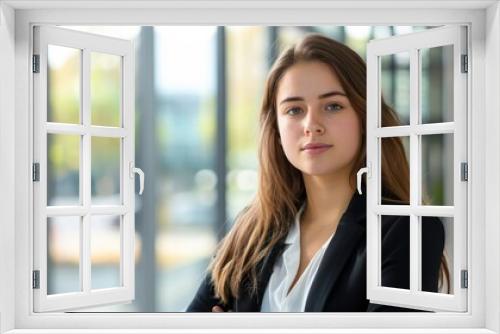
[284,203,305,245]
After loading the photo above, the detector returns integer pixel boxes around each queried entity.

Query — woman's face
[275,61,361,178]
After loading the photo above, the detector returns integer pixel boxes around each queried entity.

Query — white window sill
[3,329,499,334]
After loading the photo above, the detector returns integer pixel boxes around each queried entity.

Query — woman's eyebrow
[279,91,347,105]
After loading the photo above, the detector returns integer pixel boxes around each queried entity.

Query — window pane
[156,224,216,310]
[226,26,265,222]
[380,215,410,290]
[48,45,81,124]
[91,52,121,127]
[380,52,410,126]
[91,137,121,205]
[381,136,410,205]
[47,134,80,206]
[421,134,454,206]
[421,216,453,295]
[91,215,121,289]
[47,216,81,294]
[420,45,454,124]
[154,26,218,311]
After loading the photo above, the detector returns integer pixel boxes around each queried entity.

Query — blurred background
[45,25,454,312]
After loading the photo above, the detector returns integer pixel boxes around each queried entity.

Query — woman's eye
[326,103,343,112]
[286,107,302,116]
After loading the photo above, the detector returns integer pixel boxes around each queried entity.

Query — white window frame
[32,25,137,312]
[365,25,468,312]
[0,1,499,333]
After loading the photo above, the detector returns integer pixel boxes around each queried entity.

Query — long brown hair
[208,33,450,305]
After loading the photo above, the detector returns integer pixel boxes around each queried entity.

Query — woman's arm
[366,215,445,312]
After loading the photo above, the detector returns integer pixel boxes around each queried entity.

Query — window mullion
[409,48,420,293]
[82,47,91,294]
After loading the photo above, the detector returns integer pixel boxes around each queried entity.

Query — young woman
[187,34,449,312]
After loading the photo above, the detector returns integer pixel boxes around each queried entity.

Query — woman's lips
[301,143,332,154]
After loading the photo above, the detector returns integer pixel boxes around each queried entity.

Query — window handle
[129,162,145,195]
[356,162,371,195]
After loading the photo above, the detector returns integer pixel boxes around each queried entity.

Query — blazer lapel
[304,191,366,312]
[234,239,287,312]
[235,191,366,312]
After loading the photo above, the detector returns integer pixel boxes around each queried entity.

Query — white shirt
[260,204,336,312]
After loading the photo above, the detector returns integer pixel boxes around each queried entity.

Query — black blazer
[187,191,445,312]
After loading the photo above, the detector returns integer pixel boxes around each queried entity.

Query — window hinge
[32,55,40,73]
[461,54,468,73]
[461,162,468,181]
[461,270,468,289]
[32,163,40,182]
[32,270,40,289]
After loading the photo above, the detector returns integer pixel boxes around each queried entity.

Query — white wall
[0,2,16,333]
[485,2,500,333]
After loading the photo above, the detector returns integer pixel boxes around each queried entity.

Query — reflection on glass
[420,45,454,124]
[381,215,410,290]
[381,136,410,205]
[91,215,121,289]
[226,26,265,222]
[48,45,81,124]
[421,134,454,206]
[47,134,80,206]
[91,52,121,127]
[91,137,121,204]
[47,216,81,294]
[380,52,410,126]
[421,216,453,295]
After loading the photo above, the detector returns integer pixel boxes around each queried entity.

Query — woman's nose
[304,113,325,135]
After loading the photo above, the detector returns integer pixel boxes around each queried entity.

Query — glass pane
[380,52,410,126]
[420,45,454,124]
[226,26,265,223]
[381,136,410,205]
[380,215,410,290]
[48,45,81,124]
[421,216,453,295]
[91,52,121,127]
[421,134,454,206]
[47,216,81,294]
[154,26,218,311]
[91,137,121,204]
[47,134,80,206]
[91,215,121,289]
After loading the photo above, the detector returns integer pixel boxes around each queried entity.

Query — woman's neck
[301,172,356,228]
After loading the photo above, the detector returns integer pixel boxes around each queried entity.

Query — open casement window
[364,25,467,312]
[32,26,142,312]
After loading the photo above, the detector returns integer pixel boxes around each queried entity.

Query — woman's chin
[298,164,352,179]
[300,168,339,177]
